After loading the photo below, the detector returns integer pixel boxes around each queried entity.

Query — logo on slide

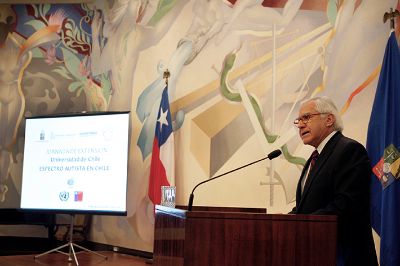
[74,191,83,201]
[59,191,69,201]
[40,130,45,141]
[67,179,74,186]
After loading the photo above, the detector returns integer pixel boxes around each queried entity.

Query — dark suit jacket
[291,132,378,266]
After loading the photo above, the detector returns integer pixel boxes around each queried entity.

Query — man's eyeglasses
[293,113,329,126]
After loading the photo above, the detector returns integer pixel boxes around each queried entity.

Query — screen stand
[34,214,107,265]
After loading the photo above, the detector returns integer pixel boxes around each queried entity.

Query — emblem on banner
[372,144,400,188]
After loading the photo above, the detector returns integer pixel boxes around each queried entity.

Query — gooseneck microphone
[187,149,282,211]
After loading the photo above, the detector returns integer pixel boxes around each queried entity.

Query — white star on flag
[157,107,169,131]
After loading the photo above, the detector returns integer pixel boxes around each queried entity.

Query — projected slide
[21,112,130,215]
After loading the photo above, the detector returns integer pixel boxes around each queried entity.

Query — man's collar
[316,131,338,153]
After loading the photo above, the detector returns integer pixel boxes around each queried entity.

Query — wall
[0,0,397,253]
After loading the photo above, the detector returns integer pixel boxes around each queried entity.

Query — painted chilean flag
[148,86,175,205]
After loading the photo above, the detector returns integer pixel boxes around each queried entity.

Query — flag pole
[163,69,170,85]
[383,8,400,30]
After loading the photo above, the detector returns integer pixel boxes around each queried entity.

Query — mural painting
[0,0,397,251]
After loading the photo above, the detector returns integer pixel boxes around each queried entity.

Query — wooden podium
[154,205,337,266]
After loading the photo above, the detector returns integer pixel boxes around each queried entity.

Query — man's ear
[326,114,335,127]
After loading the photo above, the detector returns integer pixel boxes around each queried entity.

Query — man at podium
[290,97,378,266]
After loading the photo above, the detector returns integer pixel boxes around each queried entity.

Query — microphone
[187,149,282,211]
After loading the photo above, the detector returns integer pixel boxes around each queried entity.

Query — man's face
[296,101,334,148]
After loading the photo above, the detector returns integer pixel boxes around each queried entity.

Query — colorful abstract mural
[0,0,397,252]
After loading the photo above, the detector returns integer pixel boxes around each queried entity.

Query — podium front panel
[154,205,337,266]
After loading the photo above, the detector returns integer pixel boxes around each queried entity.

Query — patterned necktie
[301,150,319,194]
[309,150,319,171]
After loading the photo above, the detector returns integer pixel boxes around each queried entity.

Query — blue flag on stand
[366,31,400,266]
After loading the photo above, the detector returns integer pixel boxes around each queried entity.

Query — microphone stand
[188,153,279,211]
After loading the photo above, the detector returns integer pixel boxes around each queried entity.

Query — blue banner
[366,31,400,266]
